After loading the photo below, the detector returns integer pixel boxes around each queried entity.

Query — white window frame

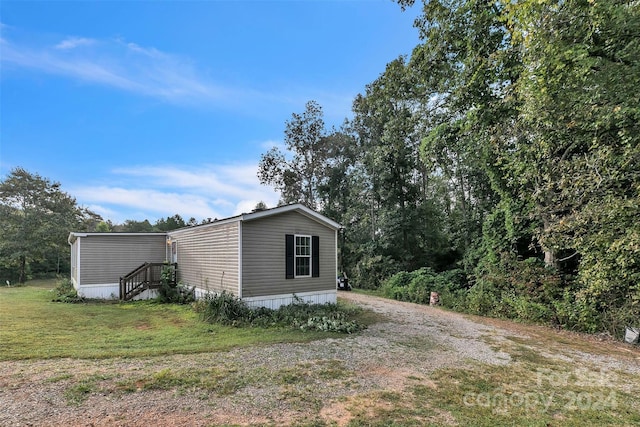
[171,241,178,264]
[294,234,312,278]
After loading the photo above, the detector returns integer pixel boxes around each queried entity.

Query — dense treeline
[0,167,205,283]
[259,0,640,335]
[96,214,203,233]
[0,168,99,283]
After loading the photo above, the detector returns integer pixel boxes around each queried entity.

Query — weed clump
[156,265,195,304]
[51,278,84,303]
[194,291,364,334]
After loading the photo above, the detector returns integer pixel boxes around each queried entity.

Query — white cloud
[234,200,257,215]
[216,164,269,188]
[0,27,356,117]
[260,139,286,152]
[111,163,278,201]
[70,163,280,223]
[55,37,96,50]
[83,204,120,221]
[3,42,153,94]
[1,35,228,105]
[73,186,225,222]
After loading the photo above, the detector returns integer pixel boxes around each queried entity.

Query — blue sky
[1,0,420,223]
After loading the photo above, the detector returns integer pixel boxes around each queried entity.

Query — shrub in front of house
[156,266,195,304]
[194,291,364,334]
[194,291,253,326]
[51,277,84,303]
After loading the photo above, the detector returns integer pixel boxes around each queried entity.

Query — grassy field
[2,280,639,426]
[0,279,340,360]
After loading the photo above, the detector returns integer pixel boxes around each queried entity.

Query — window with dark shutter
[287,234,320,279]
[285,234,294,279]
[294,235,311,277]
[312,236,320,277]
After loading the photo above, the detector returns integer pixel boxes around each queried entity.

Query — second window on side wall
[295,235,311,277]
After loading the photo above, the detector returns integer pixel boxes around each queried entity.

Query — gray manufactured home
[68,233,167,299]
[68,204,342,308]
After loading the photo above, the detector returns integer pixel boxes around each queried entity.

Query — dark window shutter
[312,236,320,277]
[285,234,294,279]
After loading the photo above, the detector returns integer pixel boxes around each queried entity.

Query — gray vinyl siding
[168,222,239,295]
[79,235,166,285]
[241,211,336,298]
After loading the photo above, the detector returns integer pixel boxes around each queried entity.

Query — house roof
[68,205,343,243]
[242,204,342,228]
[169,203,343,235]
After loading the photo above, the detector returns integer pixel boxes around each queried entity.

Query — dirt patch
[319,400,353,427]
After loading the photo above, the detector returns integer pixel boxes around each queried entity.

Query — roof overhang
[69,204,343,242]
[240,204,343,230]
[68,232,167,245]
[168,203,343,235]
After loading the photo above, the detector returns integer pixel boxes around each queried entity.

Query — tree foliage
[507,0,640,331]
[258,0,640,335]
[258,100,330,209]
[0,168,100,282]
[153,214,187,232]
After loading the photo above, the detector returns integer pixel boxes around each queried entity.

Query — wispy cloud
[1,33,231,106]
[83,204,121,222]
[74,187,225,221]
[112,165,260,200]
[55,37,96,50]
[260,139,286,151]
[0,26,356,119]
[70,163,280,223]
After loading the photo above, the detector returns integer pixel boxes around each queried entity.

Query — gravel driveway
[1,292,635,426]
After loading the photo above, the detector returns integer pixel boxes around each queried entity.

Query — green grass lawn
[2,281,638,426]
[0,279,336,360]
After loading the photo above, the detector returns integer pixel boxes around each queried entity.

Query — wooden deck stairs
[119,262,177,301]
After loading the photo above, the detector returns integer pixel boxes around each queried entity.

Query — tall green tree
[0,168,98,282]
[258,100,329,209]
[117,219,154,232]
[352,57,450,277]
[401,0,640,332]
[506,0,640,329]
[314,127,369,277]
[403,0,520,267]
[154,214,187,231]
[95,221,112,232]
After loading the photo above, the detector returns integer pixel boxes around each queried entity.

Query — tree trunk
[544,249,557,269]
[456,162,470,252]
[542,217,558,269]
[19,255,26,283]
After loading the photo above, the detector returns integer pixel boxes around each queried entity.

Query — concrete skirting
[75,283,157,300]
[242,289,337,310]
